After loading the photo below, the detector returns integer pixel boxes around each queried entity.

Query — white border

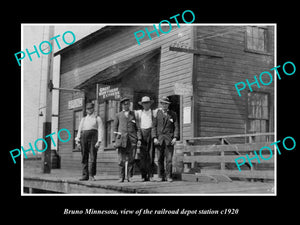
[21,24,24,194]
[21,23,277,196]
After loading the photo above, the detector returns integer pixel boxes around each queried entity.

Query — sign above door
[98,84,121,103]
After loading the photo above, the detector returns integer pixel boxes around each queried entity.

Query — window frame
[104,99,121,148]
[246,91,270,141]
[244,26,272,56]
[72,109,83,151]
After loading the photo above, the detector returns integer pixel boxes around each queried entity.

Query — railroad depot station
[24,25,275,194]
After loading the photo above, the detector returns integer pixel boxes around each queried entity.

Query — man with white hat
[135,96,155,181]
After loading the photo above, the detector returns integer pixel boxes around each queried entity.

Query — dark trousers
[118,139,136,180]
[80,130,98,178]
[156,140,174,179]
[140,128,154,179]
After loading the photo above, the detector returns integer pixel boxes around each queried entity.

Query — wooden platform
[23,167,274,195]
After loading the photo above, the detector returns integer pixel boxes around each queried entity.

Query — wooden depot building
[54,25,275,176]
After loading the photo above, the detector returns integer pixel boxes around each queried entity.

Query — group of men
[75,96,179,183]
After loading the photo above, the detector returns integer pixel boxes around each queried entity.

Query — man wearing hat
[152,97,179,182]
[135,96,156,181]
[75,102,103,181]
[112,97,141,182]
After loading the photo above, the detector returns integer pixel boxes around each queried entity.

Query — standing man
[135,96,155,182]
[75,102,103,181]
[152,97,179,182]
[113,97,141,182]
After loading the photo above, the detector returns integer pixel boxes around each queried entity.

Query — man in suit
[152,97,179,182]
[112,97,141,182]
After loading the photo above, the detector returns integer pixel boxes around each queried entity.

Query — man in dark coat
[152,97,179,182]
[112,97,141,182]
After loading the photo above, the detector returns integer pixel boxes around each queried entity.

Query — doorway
[167,95,181,141]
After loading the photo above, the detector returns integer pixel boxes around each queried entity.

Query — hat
[160,96,171,104]
[120,97,130,104]
[138,96,154,105]
[86,102,94,109]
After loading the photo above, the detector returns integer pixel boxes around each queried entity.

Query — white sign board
[183,106,191,124]
[68,98,83,110]
[173,83,193,96]
[98,85,121,102]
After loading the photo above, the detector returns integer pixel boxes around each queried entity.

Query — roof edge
[54,26,113,57]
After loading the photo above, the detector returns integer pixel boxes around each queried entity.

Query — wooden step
[182,173,232,183]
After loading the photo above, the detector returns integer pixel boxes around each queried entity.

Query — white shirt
[135,109,160,129]
[140,110,152,129]
[123,110,129,118]
[75,113,103,142]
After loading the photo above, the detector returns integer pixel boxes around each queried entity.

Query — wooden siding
[194,26,274,139]
[58,25,194,171]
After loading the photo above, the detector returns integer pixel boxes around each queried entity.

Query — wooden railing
[173,133,275,181]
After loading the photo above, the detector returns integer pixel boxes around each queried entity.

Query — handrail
[185,132,274,141]
[175,132,275,180]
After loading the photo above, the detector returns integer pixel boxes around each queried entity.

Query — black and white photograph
[21,23,276,195]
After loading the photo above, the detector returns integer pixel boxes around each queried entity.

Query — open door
[167,95,181,141]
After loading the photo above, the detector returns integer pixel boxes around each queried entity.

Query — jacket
[112,110,141,148]
[152,109,179,146]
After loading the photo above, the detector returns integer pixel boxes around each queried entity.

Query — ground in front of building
[23,167,274,194]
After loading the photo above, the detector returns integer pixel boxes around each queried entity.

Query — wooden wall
[57,25,275,173]
[194,26,274,141]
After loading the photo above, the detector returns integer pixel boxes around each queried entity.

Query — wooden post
[220,138,225,171]
[42,25,54,174]
[103,100,107,147]
[95,83,99,116]
[180,95,183,141]
[173,142,185,179]
[248,135,254,182]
